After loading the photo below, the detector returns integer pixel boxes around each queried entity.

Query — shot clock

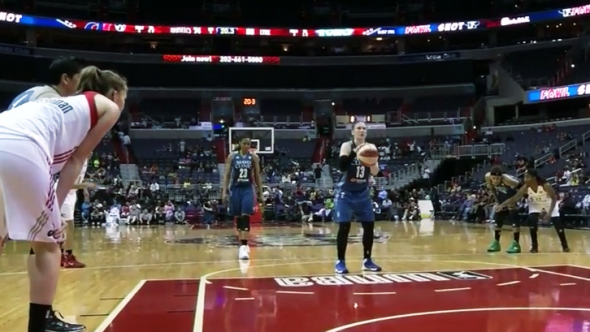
[243,98,257,106]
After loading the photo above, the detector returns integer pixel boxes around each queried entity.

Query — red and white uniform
[0,92,98,243]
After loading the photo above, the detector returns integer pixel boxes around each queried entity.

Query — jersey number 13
[355,166,365,178]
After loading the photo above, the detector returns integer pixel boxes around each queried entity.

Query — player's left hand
[542,213,552,223]
[493,204,503,212]
[85,182,97,189]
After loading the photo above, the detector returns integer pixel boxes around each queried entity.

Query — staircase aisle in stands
[392,159,441,189]
[313,137,329,163]
[112,134,130,164]
[120,164,141,186]
[218,163,225,186]
[213,137,227,163]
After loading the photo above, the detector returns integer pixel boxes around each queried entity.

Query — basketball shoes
[238,245,250,260]
[61,253,86,268]
[46,310,86,332]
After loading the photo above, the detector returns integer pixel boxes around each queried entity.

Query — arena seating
[260,99,303,122]
[467,124,590,181]
[138,98,200,123]
[135,139,219,185]
[134,138,318,187]
[341,98,403,115]
[502,45,572,88]
[409,94,472,114]
[561,59,590,85]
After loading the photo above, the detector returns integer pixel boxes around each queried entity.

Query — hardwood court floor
[1,221,590,332]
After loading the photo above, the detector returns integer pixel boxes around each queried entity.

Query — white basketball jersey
[527,186,549,213]
[0,92,98,174]
[8,85,61,110]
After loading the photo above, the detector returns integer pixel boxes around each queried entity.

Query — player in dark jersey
[334,122,381,274]
[485,166,522,254]
[222,137,263,260]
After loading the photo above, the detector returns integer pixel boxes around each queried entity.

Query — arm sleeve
[338,151,356,172]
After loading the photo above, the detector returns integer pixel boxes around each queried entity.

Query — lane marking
[93,280,146,332]
[276,290,314,295]
[434,287,471,292]
[0,254,577,277]
[354,292,396,295]
[497,281,520,286]
[143,262,567,282]
[530,273,539,279]
[323,307,590,332]
[560,283,576,286]
[235,297,255,301]
[223,286,248,291]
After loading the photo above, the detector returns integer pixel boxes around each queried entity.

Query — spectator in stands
[122,132,134,162]
[402,198,420,221]
[382,197,393,220]
[164,201,175,222]
[154,204,164,223]
[128,202,141,224]
[457,194,476,220]
[202,200,216,224]
[316,198,333,221]
[80,200,91,223]
[582,193,590,214]
[314,164,322,180]
[175,208,186,223]
[106,204,121,226]
[140,209,153,225]
[150,181,159,194]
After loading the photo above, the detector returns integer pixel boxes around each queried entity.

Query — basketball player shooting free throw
[334,121,381,274]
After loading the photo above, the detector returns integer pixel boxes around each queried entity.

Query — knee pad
[237,215,250,231]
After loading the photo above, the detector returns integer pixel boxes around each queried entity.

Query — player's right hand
[493,204,503,212]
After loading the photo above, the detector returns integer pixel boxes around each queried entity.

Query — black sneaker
[46,310,86,332]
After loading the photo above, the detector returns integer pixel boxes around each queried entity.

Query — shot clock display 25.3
[243,98,257,106]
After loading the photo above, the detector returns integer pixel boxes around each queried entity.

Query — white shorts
[0,140,62,243]
[60,192,78,221]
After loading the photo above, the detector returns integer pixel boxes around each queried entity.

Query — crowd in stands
[82,109,590,230]
[76,131,439,226]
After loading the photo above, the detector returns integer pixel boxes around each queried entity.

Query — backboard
[228,127,274,154]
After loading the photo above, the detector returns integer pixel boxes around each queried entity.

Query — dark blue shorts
[229,186,254,216]
[334,188,374,222]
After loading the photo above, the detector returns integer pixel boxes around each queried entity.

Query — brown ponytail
[77,66,127,96]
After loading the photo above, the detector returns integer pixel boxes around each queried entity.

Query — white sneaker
[238,245,250,260]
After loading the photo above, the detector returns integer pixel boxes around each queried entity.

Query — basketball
[357,144,379,167]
